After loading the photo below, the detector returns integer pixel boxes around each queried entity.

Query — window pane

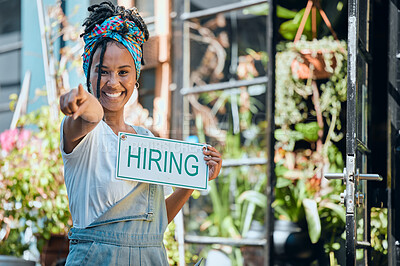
[0,0,21,34]
[90,0,117,6]
[135,0,154,18]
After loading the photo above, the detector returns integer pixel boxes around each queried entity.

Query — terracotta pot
[291,50,337,80]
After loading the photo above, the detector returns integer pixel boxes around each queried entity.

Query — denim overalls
[65,182,169,265]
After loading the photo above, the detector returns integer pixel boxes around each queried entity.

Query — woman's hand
[60,84,103,153]
[60,84,92,120]
[60,84,102,122]
[203,146,222,181]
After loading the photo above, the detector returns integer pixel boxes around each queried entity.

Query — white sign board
[116,132,209,190]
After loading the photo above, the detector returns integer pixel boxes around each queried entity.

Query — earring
[135,82,140,89]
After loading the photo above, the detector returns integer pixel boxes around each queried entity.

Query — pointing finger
[76,84,86,100]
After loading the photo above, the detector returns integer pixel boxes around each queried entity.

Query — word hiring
[127,146,199,177]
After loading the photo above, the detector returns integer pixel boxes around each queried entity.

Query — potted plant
[272,147,346,264]
[0,106,71,263]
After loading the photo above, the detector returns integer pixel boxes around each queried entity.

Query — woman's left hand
[203,146,222,181]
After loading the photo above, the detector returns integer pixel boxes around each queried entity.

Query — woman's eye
[96,68,108,75]
[119,70,128,75]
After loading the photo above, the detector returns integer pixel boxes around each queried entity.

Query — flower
[0,128,31,153]
[0,129,19,152]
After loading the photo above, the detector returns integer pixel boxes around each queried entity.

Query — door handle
[357,173,383,181]
[324,171,382,182]
[324,173,344,180]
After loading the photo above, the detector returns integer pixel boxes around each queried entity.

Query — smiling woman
[58,1,222,265]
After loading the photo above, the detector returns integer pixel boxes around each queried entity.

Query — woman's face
[90,42,137,112]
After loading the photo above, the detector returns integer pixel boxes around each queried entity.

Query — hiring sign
[116,132,209,190]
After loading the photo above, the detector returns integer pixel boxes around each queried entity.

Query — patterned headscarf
[82,15,146,80]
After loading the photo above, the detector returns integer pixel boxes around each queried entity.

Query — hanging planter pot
[291,49,337,80]
[289,0,342,81]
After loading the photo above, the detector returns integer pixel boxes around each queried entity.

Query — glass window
[138,68,156,117]
[135,0,154,18]
[0,0,21,133]
[90,0,117,6]
[0,0,21,34]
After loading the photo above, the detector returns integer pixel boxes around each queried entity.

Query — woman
[59,2,222,265]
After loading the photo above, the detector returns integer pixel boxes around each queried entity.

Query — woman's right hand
[60,84,91,120]
[60,84,104,153]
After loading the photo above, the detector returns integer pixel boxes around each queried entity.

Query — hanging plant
[275,36,347,143]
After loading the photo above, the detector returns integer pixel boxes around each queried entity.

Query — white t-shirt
[60,118,172,228]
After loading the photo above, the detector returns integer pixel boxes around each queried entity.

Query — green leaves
[320,199,345,224]
[303,198,321,243]
[242,3,269,16]
[278,7,322,41]
[275,175,292,188]
[295,122,320,142]
[238,190,267,209]
[238,190,267,237]
[274,122,321,151]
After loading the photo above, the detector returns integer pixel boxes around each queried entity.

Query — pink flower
[0,129,18,152]
[0,128,32,152]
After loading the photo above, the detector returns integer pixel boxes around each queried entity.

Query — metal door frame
[325,0,384,265]
[388,1,400,265]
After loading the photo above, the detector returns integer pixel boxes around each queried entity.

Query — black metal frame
[171,0,276,265]
[388,1,400,265]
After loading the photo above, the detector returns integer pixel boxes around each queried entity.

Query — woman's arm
[165,188,193,223]
[60,84,104,153]
[165,146,222,223]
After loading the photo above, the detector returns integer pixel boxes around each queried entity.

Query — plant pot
[273,220,320,264]
[240,221,265,266]
[0,255,35,266]
[40,234,69,266]
[291,50,337,80]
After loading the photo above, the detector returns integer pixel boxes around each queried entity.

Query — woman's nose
[107,73,119,87]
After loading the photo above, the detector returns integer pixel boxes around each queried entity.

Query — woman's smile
[104,91,123,98]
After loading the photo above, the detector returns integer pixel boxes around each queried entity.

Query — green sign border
[116,132,209,190]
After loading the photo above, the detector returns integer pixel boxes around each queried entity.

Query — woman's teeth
[105,92,122,98]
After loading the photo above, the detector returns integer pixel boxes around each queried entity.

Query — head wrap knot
[82,15,146,80]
